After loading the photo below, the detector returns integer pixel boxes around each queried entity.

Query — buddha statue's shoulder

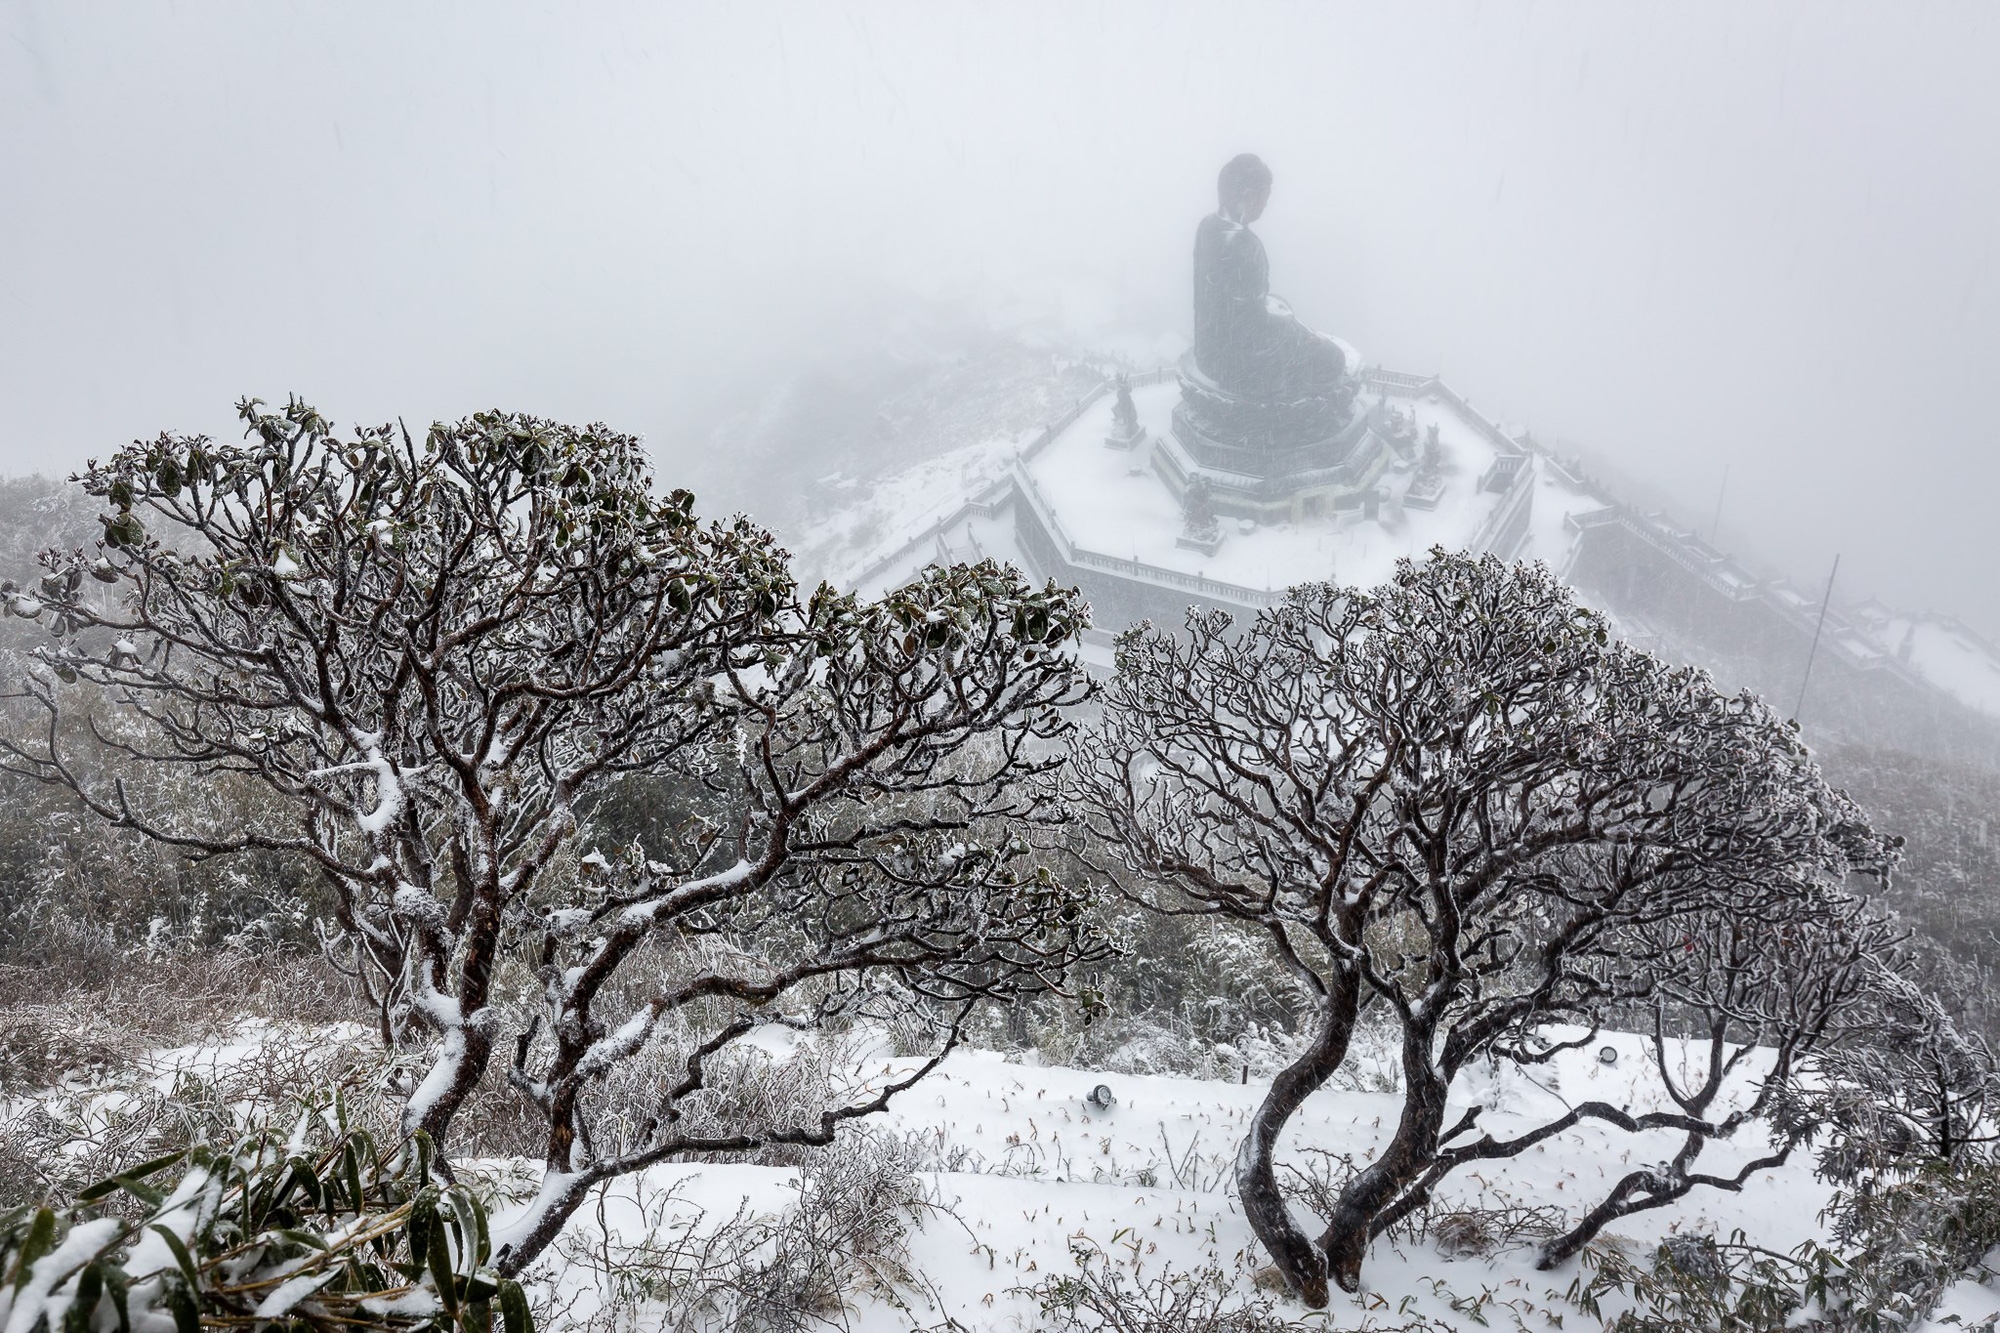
[1195,213,1259,270]
[1196,212,1244,245]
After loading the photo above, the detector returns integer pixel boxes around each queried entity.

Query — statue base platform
[1175,528,1225,556]
[1103,426,1145,451]
[1403,478,1446,511]
[1155,351,1390,524]
[1173,349,1362,462]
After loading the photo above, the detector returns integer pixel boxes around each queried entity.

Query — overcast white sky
[4,2,1997,631]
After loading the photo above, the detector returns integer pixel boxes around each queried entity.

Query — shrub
[1070,551,1897,1302]
[541,1130,945,1332]
[0,1102,532,1333]
[2,398,1105,1274]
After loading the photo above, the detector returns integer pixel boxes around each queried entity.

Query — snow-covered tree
[1522,896,1898,1268]
[1812,956,2000,1179]
[1067,550,1896,1304]
[0,397,1103,1271]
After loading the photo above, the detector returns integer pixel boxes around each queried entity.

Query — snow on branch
[1068,548,1902,1306]
[0,396,1107,1275]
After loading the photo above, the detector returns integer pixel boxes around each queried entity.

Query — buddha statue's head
[1218,153,1273,223]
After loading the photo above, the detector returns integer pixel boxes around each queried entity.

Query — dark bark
[1233,968,1361,1309]
[1535,1137,1795,1270]
[1319,1020,1448,1293]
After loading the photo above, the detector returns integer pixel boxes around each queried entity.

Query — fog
[4,2,1996,632]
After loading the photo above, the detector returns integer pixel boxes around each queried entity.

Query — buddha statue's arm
[1219,224,1271,310]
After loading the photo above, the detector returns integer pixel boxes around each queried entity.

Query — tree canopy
[1,397,1106,1270]
[1069,550,1897,1303]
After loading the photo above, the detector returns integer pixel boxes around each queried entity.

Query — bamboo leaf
[498,1278,533,1333]
[428,1216,459,1317]
[12,1209,56,1292]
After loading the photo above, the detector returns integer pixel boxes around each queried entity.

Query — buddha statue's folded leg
[1267,320,1347,399]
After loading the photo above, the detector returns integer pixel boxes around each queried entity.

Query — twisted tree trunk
[1319,1022,1449,1293]
[1234,968,1361,1309]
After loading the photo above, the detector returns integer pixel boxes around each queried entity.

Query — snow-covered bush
[1564,1231,1809,1333]
[1521,895,1899,1269]
[0,477,327,975]
[541,1130,944,1332]
[1277,1147,1564,1262]
[0,716,323,971]
[0,1009,387,1209]
[1068,550,1899,1304]
[1810,952,2000,1182]
[1569,1161,2000,1333]
[0,1103,531,1333]
[1009,889,1318,1081]
[1822,738,2000,994]
[1088,893,1307,1045]
[1021,1237,1311,1333]
[1814,1160,2000,1330]
[0,397,1105,1274]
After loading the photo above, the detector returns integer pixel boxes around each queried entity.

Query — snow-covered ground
[1869,613,2000,718]
[800,430,1024,587]
[1022,382,1522,597]
[487,1030,1997,1332]
[11,1015,1994,1329]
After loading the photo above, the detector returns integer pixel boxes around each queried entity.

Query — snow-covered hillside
[490,1031,2000,1332]
[4,1003,1994,1332]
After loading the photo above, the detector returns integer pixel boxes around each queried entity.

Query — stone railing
[847,486,1009,590]
[1477,452,1527,494]
[1465,454,1536,558]
[1364,367,1436,393]
[1562,506,1765,602]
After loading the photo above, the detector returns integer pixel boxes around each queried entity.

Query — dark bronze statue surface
[1191,154,1347,403]
[1172,154,1362,480]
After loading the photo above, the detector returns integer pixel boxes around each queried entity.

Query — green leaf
[12,1209,56,1291]
[407,1191,437,1274]
[449,1190,489,1270]
[102,1268,131,1333]
[428,1217,459,1316]
[342,1141,365,1214]
[62,1262,102,1333]
[75,1150,185,1206]
[275,1160,318,1215]
[148,1224,200,1292]
[116,1149,189,1184]
[163,1276,200,1333]
[498,1278,534,1333]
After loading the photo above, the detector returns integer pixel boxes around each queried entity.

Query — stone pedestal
[1155,351,1388,525]
[1403,478,1445,511]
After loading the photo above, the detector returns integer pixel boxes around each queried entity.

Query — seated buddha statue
[1193,154,1349,404]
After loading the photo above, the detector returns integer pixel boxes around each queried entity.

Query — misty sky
[4,2,1997,632]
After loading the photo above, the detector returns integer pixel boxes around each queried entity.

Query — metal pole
[1792,554,1841,724]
